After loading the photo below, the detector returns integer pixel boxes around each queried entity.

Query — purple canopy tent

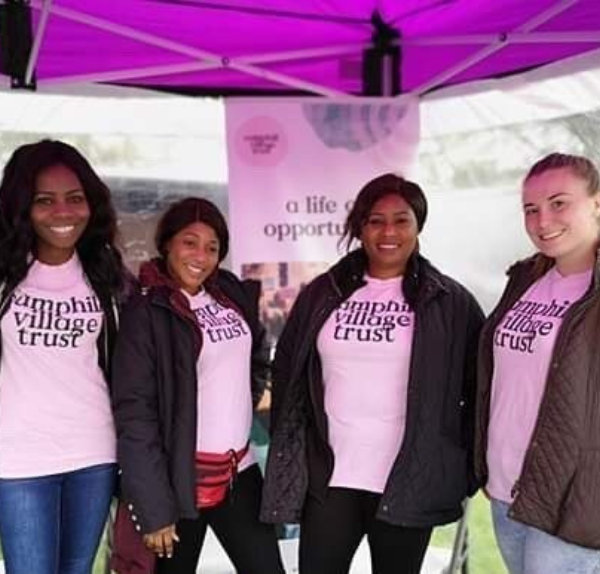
[1,0,600,97]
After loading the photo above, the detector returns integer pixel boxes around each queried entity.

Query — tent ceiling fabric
[2,0,600,96]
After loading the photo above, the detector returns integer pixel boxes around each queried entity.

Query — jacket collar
[509,246,600,292]
[327,248,447,308]
[138,258,203,349]
[137,259,242,344]
[138,257,222,300]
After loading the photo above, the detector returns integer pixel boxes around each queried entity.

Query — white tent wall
[416,49,600,310]
[0,88,228,270]
[1,52,600,303]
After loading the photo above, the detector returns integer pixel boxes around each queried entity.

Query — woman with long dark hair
[0,139,128,574]
[112,197,284,573]
[262,173,484,574]
[475,153,600,573]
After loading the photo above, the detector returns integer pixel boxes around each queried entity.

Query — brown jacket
[475,253,600,549]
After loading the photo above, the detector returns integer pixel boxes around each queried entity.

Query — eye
[366,216,384,226]
[183,239,196,248]
[208,245,219,254]
[68,194,86,204]
[524,206,538,216]
[550,199,565,211]
[33,195,52,205]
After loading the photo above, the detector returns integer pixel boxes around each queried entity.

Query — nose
[536,207,552,229]
[382,221,397,235]
[51,201,77,218]
[192,246,210,262]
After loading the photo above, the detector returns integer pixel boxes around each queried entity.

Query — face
[30,164,91,265]
[523,167,600,274]
[360,193,419,279]
[166,221,220,295]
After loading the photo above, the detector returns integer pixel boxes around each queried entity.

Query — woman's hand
[143,524,180,558]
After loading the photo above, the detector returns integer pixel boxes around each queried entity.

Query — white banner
[226,97,420,271]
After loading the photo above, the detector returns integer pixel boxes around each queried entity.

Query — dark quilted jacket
[475,253,600,548]
[261,249,484,527]
[112,261,268,534]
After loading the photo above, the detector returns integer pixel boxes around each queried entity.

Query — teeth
[540,231,563,240]
[185,264,205,275]
[50,225,75,234]
[378,244,399,250]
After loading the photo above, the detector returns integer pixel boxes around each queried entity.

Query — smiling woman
[30,164,91,265]
[0,139,129,574]
[262,173,484,574]
[476,153,600,574]
[111,197,284,574]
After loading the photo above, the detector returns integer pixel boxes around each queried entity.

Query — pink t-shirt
[186,290,255,470]
[0,255,116,478]
[317,275,414,493]
[487,266,592,502]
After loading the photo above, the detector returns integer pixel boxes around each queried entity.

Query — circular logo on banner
[234,116,288,167]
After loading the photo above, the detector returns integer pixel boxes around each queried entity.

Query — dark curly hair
[0,139,125,295]
[155,197,229,263]
[340,173,428,251]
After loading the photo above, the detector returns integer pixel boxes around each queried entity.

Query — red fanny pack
[195,442,249,509]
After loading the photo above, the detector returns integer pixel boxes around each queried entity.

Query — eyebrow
[523,192,569,207]
[34,188,84,195]
[368,210,411,216]
[182,233,219,244]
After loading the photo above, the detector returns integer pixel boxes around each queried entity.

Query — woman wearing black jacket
[261,174,484,574]
[112,198,283,573]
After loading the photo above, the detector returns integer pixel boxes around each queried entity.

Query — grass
[432,493,506,573]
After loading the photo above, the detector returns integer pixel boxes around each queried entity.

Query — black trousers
[157,465,284,574]
[300,487,432,574]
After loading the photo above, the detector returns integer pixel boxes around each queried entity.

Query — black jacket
[111,262,268,534]
[261,249,484,527]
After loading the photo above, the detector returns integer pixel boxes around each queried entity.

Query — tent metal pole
[29,0,349,96]
[39,59,349,97]
[237,43,366,65]
[412,0,580,95]
[29,0,223,63]
[227,61,349,97]
[25,0,52,85]
[403,31,600,45]
[37,60,220,86]
[362,12,400,96]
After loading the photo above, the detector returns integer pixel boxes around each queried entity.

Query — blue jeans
[491,498,600,574]
[0,463,117,574]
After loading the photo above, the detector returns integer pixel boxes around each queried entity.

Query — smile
[49,225,76,236]
[539,230,565,241]
[185,263,205,277]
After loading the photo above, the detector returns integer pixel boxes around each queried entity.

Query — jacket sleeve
[463,292,486,495]
[111,299,178,534]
